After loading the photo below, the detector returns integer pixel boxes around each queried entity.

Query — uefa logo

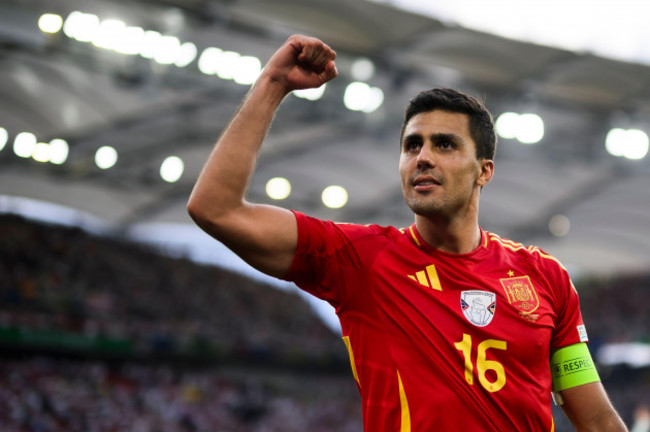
[460,290,496,327]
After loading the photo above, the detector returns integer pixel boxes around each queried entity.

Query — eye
[436,140,455,150]
[403,136,422,152]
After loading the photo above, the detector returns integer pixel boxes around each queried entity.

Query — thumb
[319,60,339,84]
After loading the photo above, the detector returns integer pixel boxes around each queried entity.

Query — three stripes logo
[407,264,442,291]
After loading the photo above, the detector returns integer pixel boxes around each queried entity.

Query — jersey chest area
[359,245,557,348]
[334,234,566,429]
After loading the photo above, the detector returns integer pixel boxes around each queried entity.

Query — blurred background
[1,0,649,430]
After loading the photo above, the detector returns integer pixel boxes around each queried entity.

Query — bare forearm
[188,77,288,223]
[562,383,628,432]
[576,410,628,432]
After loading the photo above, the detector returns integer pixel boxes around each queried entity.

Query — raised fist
[262,34,338,93]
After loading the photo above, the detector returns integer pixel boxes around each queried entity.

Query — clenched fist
[261,34,338,94]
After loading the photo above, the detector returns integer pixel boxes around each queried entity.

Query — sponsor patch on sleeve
[577,324,588,342]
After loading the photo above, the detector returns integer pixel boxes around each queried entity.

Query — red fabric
[284,211,585,432]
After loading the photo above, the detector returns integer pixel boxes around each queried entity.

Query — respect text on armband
[552,356,593,378]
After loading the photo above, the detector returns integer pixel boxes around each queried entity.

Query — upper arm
[188,201,298,279]
[560,382,628,431]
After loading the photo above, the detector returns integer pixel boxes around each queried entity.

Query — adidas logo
[407,264,442,291]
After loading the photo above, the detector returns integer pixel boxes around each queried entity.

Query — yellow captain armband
[551,343,600,396]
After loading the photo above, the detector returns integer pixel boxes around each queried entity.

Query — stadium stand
[0,213,346,368]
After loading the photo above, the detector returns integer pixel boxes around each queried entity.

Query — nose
[416,144,435,170]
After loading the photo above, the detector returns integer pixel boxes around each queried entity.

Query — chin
[405,199,444,217]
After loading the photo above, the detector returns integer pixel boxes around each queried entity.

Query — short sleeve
[549,262,587,352]
[282,211,384,307]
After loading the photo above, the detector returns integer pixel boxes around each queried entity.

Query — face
[399,110,493,219]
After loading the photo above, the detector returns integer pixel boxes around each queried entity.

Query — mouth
[412,175,441,191]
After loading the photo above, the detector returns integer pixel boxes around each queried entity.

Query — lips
[412,175,441,190]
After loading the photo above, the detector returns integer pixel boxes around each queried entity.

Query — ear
[476,159,494,187]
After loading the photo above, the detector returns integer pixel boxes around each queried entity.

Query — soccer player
[187,34,627,431]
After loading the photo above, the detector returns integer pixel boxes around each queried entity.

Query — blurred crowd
[0,213,345,366]
[0,356,361,432]
[1,212,650,431]
[578,272,650,345]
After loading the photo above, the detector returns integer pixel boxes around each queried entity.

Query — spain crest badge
[500,275,539,314]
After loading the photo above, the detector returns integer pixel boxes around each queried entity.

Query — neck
[414,211,481,255]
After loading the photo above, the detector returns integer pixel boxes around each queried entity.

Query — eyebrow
[433,132,465,143]
[402,132,465,144]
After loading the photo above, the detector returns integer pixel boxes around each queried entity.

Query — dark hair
[400,88,497,160]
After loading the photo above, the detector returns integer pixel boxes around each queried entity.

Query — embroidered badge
[460,291,496,327]
[500,275,540,314]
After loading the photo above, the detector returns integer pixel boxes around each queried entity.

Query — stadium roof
[1,0,649,279]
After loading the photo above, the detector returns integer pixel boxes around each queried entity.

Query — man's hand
[262,34,338,94]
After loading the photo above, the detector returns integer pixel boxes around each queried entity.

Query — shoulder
[485,230,567,272]
[486,231,578,301]
[293,210,404,244]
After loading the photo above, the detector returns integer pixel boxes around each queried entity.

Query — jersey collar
[404,224,489,258]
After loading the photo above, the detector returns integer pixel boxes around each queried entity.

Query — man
[188,34,627,431]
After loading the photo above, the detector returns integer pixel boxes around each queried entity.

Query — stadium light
[13,132,37,158]
[32,142,51,163]
[95,146,118,169]
[140,31,162,59]
[57,11,197,68]
[38,14,63,34]
[351,57,375,81]
[495,112,544,144]
[605,128,649,160]
[49,139,69,165]
[152,36,181,65]
[495,112,519,140]
[294,84,327,101]
[113,26,146,56]
[0,127,8,151]
[45,9,270,73]
[548,214,570,237]
[63,11,100,42]
[215,51,241,80]
[364,87,385,113]
[175,42,198,68]
[233,56,262,85]
[160,156,184,183]
[92,19,126,49]
[343,82,384,113]
[517,113,544,144]
[198,47,261,84]
[198,47,222,75]
[322,185,348,209]
[266,177,292,200]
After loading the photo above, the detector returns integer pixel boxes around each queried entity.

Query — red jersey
[284,211,587,432]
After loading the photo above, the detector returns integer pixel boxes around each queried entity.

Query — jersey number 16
[454,333,507,393]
